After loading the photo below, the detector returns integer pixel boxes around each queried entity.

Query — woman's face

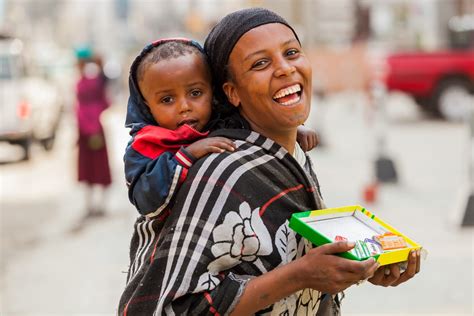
[224,23,312,139]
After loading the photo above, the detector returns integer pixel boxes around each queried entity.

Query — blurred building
[1,0,472,95]
[2,0,472,50]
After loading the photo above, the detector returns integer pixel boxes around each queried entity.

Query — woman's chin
[273,102,310,123]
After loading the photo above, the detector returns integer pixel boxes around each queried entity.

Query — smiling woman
[222,22,312,153]
[118,8,420,316]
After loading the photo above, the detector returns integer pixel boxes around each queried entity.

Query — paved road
[1,92,472,315]
[307,92,473,315]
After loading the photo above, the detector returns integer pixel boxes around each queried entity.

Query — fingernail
[416,249,420,256]
[412,251,416,258]
[347,241,355,248]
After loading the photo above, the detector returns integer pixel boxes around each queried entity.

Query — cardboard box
[289,205,422,266]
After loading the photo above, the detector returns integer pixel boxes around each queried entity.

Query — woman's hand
[369,249,421,287]
[229,241,379,315]
[296,241,379,294]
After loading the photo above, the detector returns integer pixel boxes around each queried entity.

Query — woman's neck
[276,134,296,155]
[247,121,297,154]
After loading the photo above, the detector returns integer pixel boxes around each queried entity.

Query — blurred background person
[74,46,112,220]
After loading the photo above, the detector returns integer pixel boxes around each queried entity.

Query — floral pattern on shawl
[275,220,298,265]
[208,201,272,274]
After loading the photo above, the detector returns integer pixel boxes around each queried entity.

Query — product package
[289,205,424,266]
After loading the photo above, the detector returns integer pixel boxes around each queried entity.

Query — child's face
[139,53,213,131]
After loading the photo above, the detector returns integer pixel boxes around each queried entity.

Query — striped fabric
[175,149,193,168]
[118,129,337,315]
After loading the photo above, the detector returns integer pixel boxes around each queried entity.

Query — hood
[125,42,159,135]
[125,39,205,135]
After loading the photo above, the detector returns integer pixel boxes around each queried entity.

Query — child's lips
[178,119,199,128]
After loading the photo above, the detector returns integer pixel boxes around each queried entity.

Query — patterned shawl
[118,128,338,315]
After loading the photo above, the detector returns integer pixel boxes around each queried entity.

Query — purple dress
[75,74,112,186]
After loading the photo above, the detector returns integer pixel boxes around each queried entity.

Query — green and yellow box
[289,205,422,266]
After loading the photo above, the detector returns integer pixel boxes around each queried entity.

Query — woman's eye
[251,59,268,69]
[190,90,203,97]
[161,96,174,104]
[286,48,299,57]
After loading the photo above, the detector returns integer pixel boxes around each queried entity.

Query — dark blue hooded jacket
[124,40,208,217]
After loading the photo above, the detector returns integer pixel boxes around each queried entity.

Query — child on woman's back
[124,38,318,218]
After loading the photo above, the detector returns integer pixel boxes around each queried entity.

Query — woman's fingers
[364,258,380,279]
[317,241,355,255]
[415,249,421,274]
[342,257,379,281]
[368,266,385,285]
[316,242,379,281]
[391,250,420,286]
[306,242,430,292]
[385,264,401,286]
[369,250,421,287]
[302,243,365,292]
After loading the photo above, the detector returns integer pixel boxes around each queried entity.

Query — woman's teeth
[273,84,301,99]
[273,84,302,105]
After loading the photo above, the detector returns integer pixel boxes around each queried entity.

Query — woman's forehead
[231,23,299,60]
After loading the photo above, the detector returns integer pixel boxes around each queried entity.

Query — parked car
[383,16,474,122]
[0,36,63,160]
[384,49,474,121]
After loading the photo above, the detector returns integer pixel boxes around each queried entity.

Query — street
[1,92,473,315]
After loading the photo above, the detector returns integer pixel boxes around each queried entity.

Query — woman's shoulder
[188,132,292,187]
[210,129,290,159]
[193,139,261,170]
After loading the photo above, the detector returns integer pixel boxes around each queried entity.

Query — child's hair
[136,40,207,83]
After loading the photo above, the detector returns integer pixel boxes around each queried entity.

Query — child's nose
[179,100,191,113]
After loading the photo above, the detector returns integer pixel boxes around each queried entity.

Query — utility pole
[461,108,474,226]
[372,76,398,183]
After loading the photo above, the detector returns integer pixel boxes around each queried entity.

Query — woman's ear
[222,82,240,108]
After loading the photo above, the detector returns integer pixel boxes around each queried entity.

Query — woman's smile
[272,83,302,106]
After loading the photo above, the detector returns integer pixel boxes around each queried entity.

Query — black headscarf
[204,7,300,110]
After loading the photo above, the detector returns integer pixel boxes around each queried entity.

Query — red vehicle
[384,49,474,120]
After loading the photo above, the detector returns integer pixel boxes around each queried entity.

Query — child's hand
[186,137,236,159]
[296,125,319,152]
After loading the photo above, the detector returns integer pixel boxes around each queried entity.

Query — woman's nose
[274,59,296,77]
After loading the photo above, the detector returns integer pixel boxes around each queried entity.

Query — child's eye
[161,96,174,104]
[251,59,268,69]
[190,89,203,97]
[286,48,299,57]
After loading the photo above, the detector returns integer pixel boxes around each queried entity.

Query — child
[124,38,318,218]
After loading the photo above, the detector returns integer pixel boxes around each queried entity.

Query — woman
[75,48,112,218]
[118,8,420,315]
